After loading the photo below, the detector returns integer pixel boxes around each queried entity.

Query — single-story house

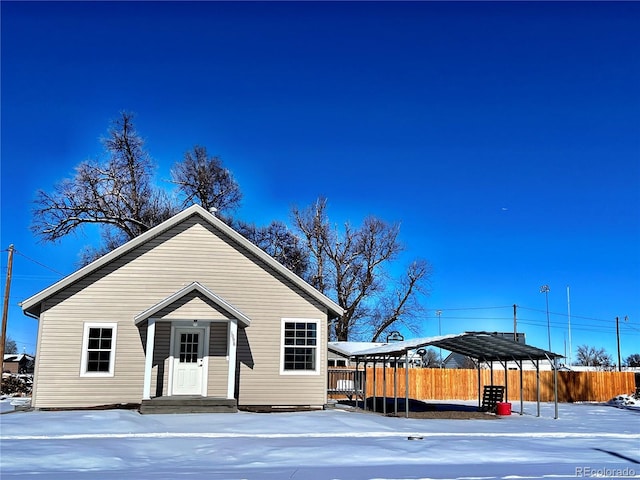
[3,353,35,374]
[21,205,343,412]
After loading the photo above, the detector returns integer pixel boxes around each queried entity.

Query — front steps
[140,396,237,414]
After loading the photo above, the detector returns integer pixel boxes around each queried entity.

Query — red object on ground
[496,402,512,415]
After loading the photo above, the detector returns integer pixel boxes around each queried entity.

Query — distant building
[3,353,35,374]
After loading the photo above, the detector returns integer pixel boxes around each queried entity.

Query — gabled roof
[3,353,35,362]
[21,205,344,319]
[134,281,251,327]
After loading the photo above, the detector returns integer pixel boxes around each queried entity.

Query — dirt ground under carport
[336,397,500,419]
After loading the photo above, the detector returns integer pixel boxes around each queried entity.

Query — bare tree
[4,336,18,355]
[292,197,431,341]
[458,356,477,369]
[171,145,242,213]
[291,197,331,293]
[624,353,640,368]
[32,112,177,263]
[369,259,431,341]
[575,344,613,369]
[233,220,309,276]
[420,348,441,368]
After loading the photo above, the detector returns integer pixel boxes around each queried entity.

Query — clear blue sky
[2,2,639,363]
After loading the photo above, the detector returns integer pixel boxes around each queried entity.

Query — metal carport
[349,331,564,419]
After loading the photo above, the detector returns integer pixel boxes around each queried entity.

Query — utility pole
[513,304,517,342]
[567,285,572,366]
[616,316,621,372]
[436,310,442,368]
[1,245,15,392]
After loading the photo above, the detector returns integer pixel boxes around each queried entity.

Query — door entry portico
[172,327,205,395]
[138,282,249,402]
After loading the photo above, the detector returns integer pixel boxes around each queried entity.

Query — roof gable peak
[134,281,251,327]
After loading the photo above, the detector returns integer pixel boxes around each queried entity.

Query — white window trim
[280,318,321,376]
[80,322,118,377]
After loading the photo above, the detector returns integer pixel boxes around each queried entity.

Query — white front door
[172,327,205,395]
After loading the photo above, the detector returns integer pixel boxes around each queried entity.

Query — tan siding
[34,217,328,408]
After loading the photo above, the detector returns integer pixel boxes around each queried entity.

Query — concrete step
[140,396,237,414]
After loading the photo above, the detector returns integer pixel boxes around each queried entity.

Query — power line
[433,305,634,330]
[428,307,639,338]
[433,306,513,312]
[518,306,622,324]
[12,249,66,276]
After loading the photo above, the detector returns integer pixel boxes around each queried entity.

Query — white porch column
[227,319,238,400]
[143,318,156,400]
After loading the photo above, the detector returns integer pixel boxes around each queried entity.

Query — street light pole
[616,316,621,372]
[540,285,551,351]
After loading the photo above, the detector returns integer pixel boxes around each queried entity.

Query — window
[328,359,346,367]
[281,319,320,375]
[80,323,117,376]
[179,332,199,363]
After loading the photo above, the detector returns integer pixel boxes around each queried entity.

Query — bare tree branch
[292,197,432,341]
[31,112,177,252]
[232,219,309,276]
[171,145,242,213]
[370,259,432,342]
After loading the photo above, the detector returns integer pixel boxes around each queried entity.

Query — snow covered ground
[1,400,639,480]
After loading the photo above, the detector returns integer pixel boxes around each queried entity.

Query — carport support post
[490,361,494,385]
[536,359,541,417]
[372,358,377,413]
[363,359,368,411]
[383,356,387,415]
[355,358,360,408]
[503,360,509,402]
[477,362,482,409]
[405,348,410,418]
[394,355,398,416]
[518,360,524,415]
[553,357,559,419]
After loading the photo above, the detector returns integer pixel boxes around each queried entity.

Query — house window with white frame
[80,323,117,376]
[281,319,319,374]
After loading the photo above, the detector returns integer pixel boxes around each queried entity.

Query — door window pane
[179,332,199,363]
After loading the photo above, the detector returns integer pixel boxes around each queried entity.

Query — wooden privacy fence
[328,368,636,403]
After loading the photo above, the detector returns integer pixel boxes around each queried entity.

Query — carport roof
[350,331,562,362]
